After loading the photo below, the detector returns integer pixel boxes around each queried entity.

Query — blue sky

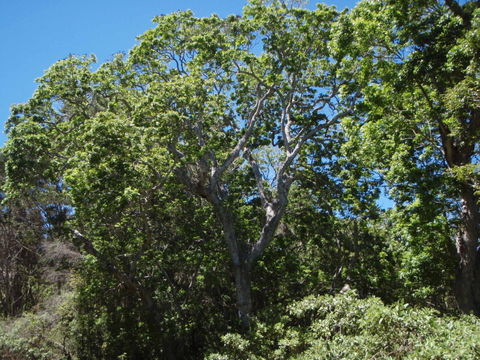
[0,0,357,145]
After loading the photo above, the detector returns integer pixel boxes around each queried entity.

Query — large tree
[345,0,480,314]
[4,1,358,328]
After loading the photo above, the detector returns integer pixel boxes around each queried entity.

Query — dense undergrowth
[208,291,480,359]
[2,291,480,360]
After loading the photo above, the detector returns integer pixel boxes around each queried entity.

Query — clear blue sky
[0,0,357,145]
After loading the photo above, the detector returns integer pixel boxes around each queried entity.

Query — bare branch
[244,150,270,209]
[310,88,339,113]
[281,75,297,151]
[72,229,98,258]
[246,111,353,267]
[211,88,273,188]
[167,143,186,160]
[247,202,285,265]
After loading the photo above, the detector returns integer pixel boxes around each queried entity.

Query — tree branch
[244,150,270,209]
[72,229,161,318]
[210,88,273,189]
[445,0,471,28]
[246,108,352,266]
[281,76,297,152]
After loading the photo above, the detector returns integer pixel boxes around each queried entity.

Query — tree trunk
[212,201,254,329]
[233,261,252,330]
[455,184,480,315]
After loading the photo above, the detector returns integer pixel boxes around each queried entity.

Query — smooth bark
[455,184,480,315]
[233,261,252,330]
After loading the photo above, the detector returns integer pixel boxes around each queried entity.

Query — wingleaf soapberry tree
[5,1,358,329]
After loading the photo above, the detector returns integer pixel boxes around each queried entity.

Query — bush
[207,291,480,360]
[0,290,76,360]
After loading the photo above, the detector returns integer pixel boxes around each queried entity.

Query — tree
[344,0,480,314]
[5,1,358,328]
[129,1,360,327]
[0,153,43,316]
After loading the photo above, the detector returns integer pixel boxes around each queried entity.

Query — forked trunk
[213,201,254,329]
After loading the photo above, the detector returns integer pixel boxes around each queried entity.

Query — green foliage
[0,153,45,317]
[0,290,76,360]
[2,0,479,358]
[340,0,480,313]
[71,193,234,359]
[283,190,399,299]
[208,291,480,360]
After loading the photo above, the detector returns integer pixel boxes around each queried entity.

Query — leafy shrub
[0,290,76,360]
[207,291,480,360]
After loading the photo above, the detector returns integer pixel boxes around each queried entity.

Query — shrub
[0,290,76,360]
[207,291,480,360]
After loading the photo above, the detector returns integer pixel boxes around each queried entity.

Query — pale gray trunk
[212,201,254,328]
[213,195,288,329]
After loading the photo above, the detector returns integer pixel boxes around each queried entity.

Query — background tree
[0,153,43,316]
[3,55,235,358]
[343,0,480,313]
